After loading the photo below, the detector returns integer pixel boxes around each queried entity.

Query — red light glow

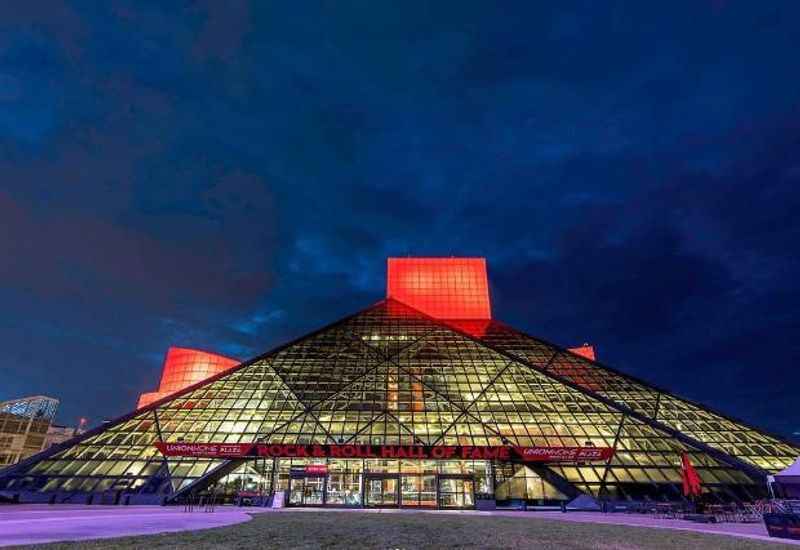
[568,344,596,361]
[387,257,491,319]
[443,319,492,338]
[137,347,239,408]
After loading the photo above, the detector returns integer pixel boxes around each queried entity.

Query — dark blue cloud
[0,1,798,441]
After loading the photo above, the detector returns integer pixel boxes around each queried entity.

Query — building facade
[44,421,87,452]
[1,258,797,508]
[0,396,59,467]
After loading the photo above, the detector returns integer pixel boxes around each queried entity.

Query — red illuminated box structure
[137,347,239,408]
[387,257,491,319]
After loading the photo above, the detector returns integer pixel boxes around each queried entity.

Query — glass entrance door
[287,476,325,506]
[438,476,475,509]
[400,474,437,507]
[365,476,399,507]
[326,472,362,506]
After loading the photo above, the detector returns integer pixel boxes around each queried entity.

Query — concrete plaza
[0,504,252,547]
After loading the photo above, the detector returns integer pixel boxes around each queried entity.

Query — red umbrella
[681,452,703,497]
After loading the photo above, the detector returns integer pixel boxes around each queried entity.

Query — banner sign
[155,443,613,463]
[290,464,328,477]
[514,446,613,462]
[154,442,254,458]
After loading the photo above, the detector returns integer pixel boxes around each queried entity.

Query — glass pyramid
[446,319,798,474]
[1,299,797,504]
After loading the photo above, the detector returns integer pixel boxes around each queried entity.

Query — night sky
[1,2,798,443]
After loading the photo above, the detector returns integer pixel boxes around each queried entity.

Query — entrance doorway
[400,474,437,507]
[365,475,399,507]
[282,462,477,509]
[326,471,362,506]
[438,476,475,509]
[288,476,325,506]
[365,474,473,509]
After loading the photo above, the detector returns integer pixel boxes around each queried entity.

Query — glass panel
[439,491,461,508]
[438,477,474,509]
[401,475,421,506]
[303,477,324,505]
[289,479,304,506]
[326,473,361,505]
[381,478,398,505]
[366,477,399,507]
[463,480,474,506]
[421,475,436,506]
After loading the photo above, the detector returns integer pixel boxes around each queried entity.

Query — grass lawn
[11,511,796,550]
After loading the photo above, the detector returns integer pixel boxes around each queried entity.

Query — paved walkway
[0,504,253,547]
[0,504,797,547]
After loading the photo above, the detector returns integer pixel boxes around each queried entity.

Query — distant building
[0,396,59,466]
[44,418,88,451]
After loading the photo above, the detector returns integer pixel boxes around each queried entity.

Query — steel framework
[1,299,797,504]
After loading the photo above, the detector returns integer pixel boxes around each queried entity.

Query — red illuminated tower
[137,347,239,408]
[387,257,491,319]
